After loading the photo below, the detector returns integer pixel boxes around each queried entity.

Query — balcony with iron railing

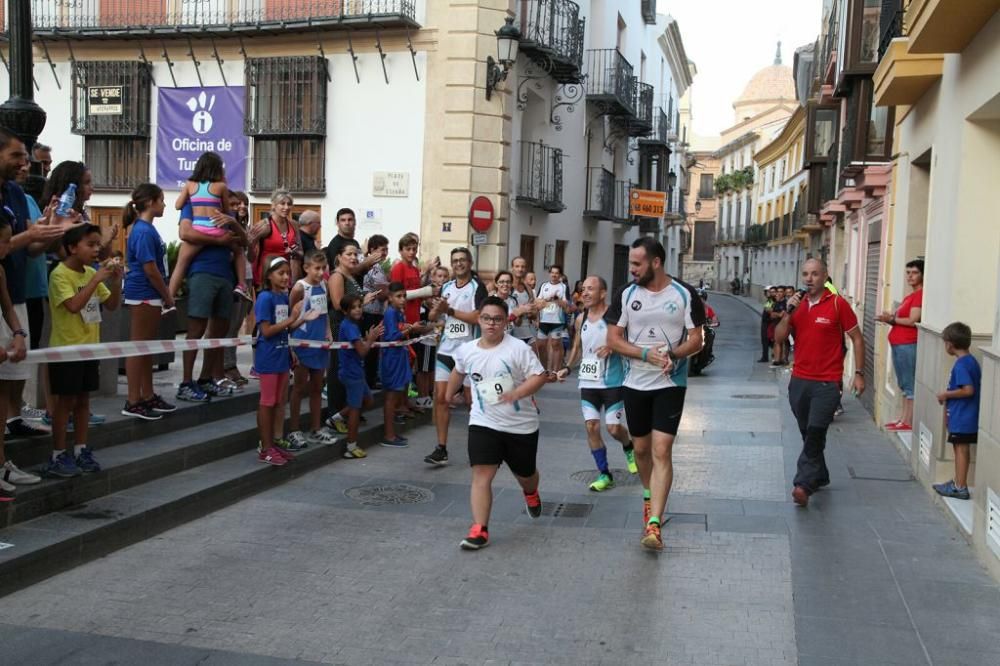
[641,0,657,25]
[624,81,654,136]
[584,167,614,219]
[516,0,586,84]
[584,49,636,116]
[820,0,842,82]
[516,141,565,213]
[15,0,419,39]
[638,107,670,146]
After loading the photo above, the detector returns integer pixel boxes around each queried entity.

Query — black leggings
[26,297,44,349]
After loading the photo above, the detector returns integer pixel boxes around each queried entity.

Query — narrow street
[0,294,996,665]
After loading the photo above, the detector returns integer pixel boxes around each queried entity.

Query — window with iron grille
[72,61,152,189]
[245,57,328,193]
[698,174,714,198]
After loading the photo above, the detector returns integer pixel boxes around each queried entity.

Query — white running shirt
[536,281,568,324]
[437,277,487,357]
[454,335,545,434]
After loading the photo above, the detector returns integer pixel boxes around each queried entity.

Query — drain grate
[731,394,774,400]
[539,502,593,518]
[344,483,435,506]
[570,469,642,487]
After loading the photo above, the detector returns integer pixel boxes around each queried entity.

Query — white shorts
[124,298,164,307]
[435,352,471,386]
[0,303,31,381]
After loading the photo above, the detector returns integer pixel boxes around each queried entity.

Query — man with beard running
[607,238,705,551]
[424,247,488,466]
[559,276,636,491]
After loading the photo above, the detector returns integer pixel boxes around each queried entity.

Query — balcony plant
[714,173,733,196]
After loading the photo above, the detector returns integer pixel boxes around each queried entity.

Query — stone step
[0,405,429,597]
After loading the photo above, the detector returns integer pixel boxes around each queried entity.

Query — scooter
[689,321,719,376]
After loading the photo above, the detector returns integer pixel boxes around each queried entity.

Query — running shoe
[258,446,288,467]
[176,381,210,403]
[643,499,652,526]
[145,394,178,414]
[199,378,234,398]
[274,438,299,459]
[249,367,260,380]
[6,418,50,438]
[20,405,46,421]
[640,522,663,551]
[343,444,367,459]
[88,413,107,425]
[460,524,489,550]
[325,414,348,434]
[414,396,433,409]
[588,473,615,492]
[933,480,970,500]
[2,460,40,485]
[393,413,408,425]
[121,401,162,421]
[424,445,449,466]
[234,284,253,302]
[321,385,328,400]
[286,431,311,450]
[0,478,14,502]
[42,451,81,478]
[624,447,638,474]
[792,485,810,507]
[75,447,101,474]
[381,436,409,448]
[524,490,542,518]
[407,383,419,399]
[309,428,339,445]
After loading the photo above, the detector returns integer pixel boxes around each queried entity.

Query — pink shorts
[192,221,227,237]
[258,372,290,407]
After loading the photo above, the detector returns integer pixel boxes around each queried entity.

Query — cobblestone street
[1,295,998,665]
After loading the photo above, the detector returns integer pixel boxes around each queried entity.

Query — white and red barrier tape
[21,334,437,364]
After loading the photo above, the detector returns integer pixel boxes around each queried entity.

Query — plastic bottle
[55,183,77,218]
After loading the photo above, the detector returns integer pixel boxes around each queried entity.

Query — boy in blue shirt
[933,322,981,500]
[380,282,413,448]
[338,294,383,459]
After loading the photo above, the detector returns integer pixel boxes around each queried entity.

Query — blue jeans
[891,343,917,399]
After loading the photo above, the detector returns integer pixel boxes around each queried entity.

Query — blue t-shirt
[338,319,365,381]
[24,194,48,300]
[1,180,31,304]
[182,203,234,281]
[381,306,408,362]
[254,290,290,374]
[947,354,981,435]
[124,220,167,301]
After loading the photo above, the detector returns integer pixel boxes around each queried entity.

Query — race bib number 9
[445,319,469,339]
[82,296,102,324]
[476,374,514,405]
[578,356,604,382]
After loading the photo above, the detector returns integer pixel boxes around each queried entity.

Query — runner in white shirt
[559,276,637,492]
[534,265,571,373]
[424,247,488,467]
[607,238,705,551]
[510,257,539,349]
[449,296,554,550]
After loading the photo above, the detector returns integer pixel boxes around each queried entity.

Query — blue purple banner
[155,86,247,191]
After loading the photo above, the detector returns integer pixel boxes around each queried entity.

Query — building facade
[680,150,719,287]
[872,0,1000,577]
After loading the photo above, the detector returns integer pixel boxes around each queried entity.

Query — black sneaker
[145,394,177,414]
[6,418,50,438]
[459,524,489,550]
[424,445,449,466]
[121,401,162,421]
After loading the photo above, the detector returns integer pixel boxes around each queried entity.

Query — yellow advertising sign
[629,189,666,218]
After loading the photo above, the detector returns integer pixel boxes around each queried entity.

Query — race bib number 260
[445,319,470,339]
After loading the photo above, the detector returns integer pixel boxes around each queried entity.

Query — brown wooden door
[520,234,537,272]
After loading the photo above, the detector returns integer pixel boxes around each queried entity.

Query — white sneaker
[414,397,433,409]
[3,460,41,485]
[287,431,310,448]
[309,428,339,445]
[20,406,46,421]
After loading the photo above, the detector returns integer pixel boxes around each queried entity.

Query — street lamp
[485,16,521,101]
[0,0,47,192]
[666,170,677,190]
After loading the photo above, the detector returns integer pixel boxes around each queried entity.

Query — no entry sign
[468,196,495,233]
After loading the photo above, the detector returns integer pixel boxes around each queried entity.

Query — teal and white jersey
[536,281,567,325]
[578,309,625,389]
[437,276,488,357]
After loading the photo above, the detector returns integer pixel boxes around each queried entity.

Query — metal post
[0,0,48,172]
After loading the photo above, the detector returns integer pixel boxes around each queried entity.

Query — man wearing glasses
[449,296,554,550]
[424,247,487,466]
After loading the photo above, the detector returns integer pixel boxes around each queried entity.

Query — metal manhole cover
[344,483,434,506]
[732,394,774,399]
[570,469,642,487]
[539,502,593,518]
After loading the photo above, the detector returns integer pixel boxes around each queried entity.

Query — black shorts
[468,425,539,478]
[623,386,687,437]
[539,323,565,336]
[415,342,436,373]
[948,432,978,445]
[49,360,100,396]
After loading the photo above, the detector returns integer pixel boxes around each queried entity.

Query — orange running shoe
[460,524,489,550]
[641,522,663,551]
[524,490,542,518]
[642,499,652,526]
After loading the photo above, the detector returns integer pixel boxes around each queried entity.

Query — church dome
[735,64,795,107]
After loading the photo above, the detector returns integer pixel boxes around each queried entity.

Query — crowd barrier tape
[21,334,438,364]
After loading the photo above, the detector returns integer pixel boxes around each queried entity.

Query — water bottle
[55,183,77,217]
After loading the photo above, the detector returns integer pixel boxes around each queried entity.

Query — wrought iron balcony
[624,81,654,136]
[584,49,636,116]
[878,0,905,61]
[516,0,586,84]
[641,0,657,25]
[638,107,670,146]
[517,141,565,213]
[584,167,614,220]
[18,0,419,39]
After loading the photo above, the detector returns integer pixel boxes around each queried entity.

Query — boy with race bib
[451,296,555,550]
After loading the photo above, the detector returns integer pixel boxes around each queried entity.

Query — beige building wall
[681,152,720,286]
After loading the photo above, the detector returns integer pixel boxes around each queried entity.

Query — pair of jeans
[788,376,841,492]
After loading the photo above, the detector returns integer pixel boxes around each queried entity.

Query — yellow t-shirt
[48,263,111,347]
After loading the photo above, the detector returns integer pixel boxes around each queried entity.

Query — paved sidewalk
[0,296,997,665]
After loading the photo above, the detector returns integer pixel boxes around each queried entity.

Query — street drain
[540,502,593,518]
[570,469,642,487]
[732,394,774,399]
[344,483,434,506]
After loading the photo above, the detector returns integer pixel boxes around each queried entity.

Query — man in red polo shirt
[776,259,865,507]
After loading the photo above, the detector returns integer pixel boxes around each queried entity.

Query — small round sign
[468,196,495,233]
